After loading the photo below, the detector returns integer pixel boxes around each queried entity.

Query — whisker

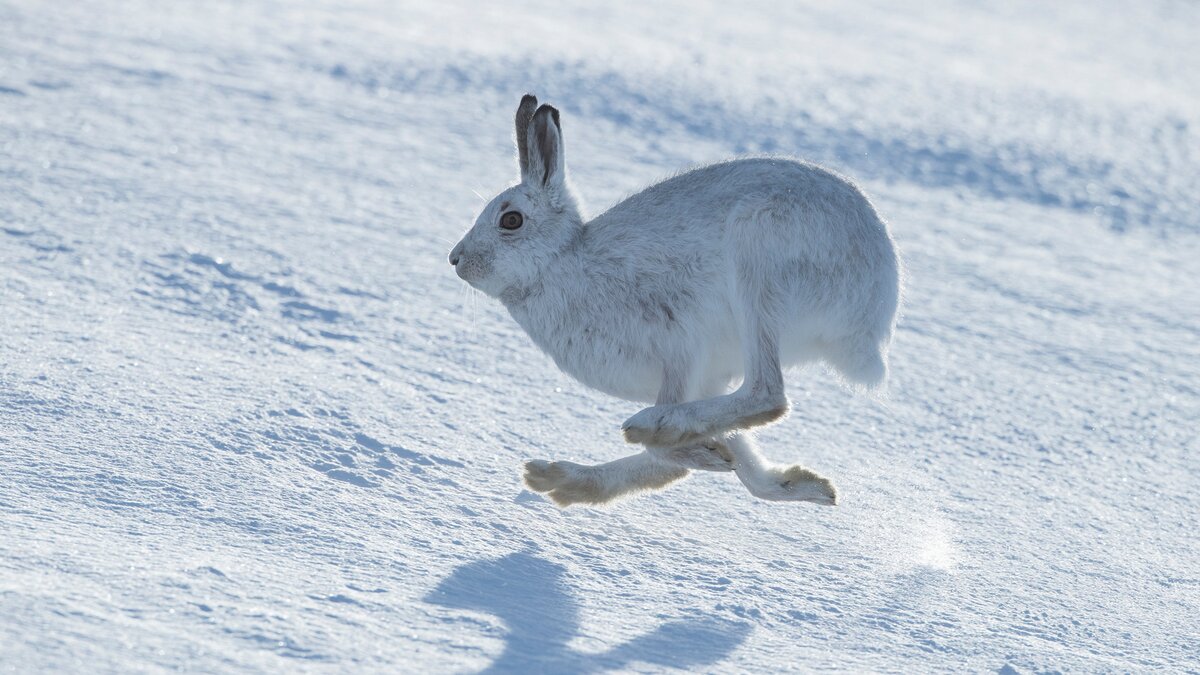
[451,279,465,329]
[470,288,483,332]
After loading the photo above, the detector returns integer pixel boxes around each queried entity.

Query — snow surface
[2,0,1199,672]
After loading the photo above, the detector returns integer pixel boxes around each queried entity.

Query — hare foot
[523,455,688,507]
[523,460,605,507]
[622,404,709,447]
[739,464,837,505]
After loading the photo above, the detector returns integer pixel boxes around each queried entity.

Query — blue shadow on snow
[425,552,751,673]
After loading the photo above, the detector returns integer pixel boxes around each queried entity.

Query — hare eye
[500,211,524,230]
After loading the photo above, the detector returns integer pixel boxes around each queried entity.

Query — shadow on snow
[425,552,752,674]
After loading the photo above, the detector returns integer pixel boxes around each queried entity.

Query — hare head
[449,95,583,301]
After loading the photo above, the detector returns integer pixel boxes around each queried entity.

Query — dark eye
[499,211,523,230]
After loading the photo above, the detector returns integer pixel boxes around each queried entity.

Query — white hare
[450,95,900,507]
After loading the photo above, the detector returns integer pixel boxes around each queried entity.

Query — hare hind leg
[648,438,735,472]
[524,452,689,507]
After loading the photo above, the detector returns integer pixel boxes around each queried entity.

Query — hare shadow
[424,552,752,674]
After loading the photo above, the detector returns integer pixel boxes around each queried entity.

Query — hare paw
[746,465,837,505]
[523,460,567,493]
[622,405,707,447]
[523,460,602,507]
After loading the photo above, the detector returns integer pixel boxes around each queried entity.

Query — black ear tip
[520,93,538,107]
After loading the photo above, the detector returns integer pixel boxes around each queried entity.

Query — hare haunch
[450,95,901,507]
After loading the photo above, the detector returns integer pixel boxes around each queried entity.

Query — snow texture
[2,0,1198,672]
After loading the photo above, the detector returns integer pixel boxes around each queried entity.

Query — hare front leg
[623,316,788,447]
[523,452,689,507]
[524,368,729,507]
[636,362,735,471]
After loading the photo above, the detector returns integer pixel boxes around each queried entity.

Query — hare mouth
[453,263,473,282]
[453,256,491,285]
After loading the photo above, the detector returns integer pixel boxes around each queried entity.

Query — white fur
[450,96,900,507]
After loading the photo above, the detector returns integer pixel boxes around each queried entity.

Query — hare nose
[449,242,464,266]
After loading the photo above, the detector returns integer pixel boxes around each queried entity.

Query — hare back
[592,158,900,383]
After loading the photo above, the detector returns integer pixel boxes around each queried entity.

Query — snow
[2,0,1198,671]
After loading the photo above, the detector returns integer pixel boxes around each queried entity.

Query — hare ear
[524,104,565,189]
[514,94,538,175]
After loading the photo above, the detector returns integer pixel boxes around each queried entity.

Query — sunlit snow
[2,0,1198,672]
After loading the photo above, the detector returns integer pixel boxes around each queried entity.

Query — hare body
[507,157,898,405]
[450,96,900,507]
